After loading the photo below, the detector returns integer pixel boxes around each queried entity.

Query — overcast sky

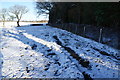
[0,0,49,21]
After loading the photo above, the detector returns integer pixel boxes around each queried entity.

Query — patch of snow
[0,25,119,79]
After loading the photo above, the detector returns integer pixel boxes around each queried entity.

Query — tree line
[36,2,120,28]
[0,5,28,27]
[36,2,120,49]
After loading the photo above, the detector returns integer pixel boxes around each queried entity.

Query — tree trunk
[17,20,20,27]
[3,21,5,27]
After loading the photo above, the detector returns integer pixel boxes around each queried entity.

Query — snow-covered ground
[0,25,119,79]
[0,22,47,28]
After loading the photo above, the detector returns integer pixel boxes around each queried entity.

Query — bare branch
[0,8,8,26]
[36,2,53,15]
[9,5,29,26]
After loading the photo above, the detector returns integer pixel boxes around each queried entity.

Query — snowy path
[0,26,119,79]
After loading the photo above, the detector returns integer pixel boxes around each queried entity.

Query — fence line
[49,23,119,49]
[51,23,102,42]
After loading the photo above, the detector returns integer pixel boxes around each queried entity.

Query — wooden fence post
[69,23,71,32]
[62,23,63,29]
[75,24,77,34]
[99,28,103,43]
[83,26,86,36]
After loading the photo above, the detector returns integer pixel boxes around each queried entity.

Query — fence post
[75,24,77,34]
[99,28,103,43]
[62,23,63,29]
[69,23,71,32]
[65,24,66,30]
[83,26,86,37]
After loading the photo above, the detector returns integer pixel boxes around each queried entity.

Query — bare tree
[9,5,29,27]
[36,2,53,16]
[0,8,8,27]
[8,15,16,21]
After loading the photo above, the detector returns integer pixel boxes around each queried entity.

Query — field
[0,24,119,79]
[0,21,47,28]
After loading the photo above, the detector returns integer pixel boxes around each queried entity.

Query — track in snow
[0,26,119,79]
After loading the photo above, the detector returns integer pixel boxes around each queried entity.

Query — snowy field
[0,22,47,28]
[0,24,120,79]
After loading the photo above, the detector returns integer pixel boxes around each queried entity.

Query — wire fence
[49,23,119,49]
